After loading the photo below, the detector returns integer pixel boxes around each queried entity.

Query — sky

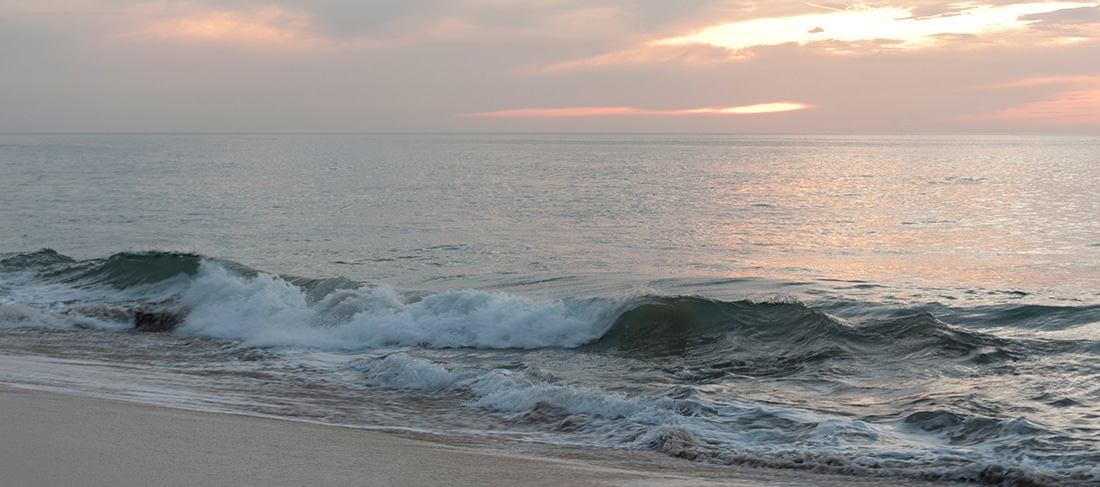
[1,0,1098,133]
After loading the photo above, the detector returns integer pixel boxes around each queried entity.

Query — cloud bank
[0,0,1097,132]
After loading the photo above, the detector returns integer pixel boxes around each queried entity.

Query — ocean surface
[1,133,1098,485]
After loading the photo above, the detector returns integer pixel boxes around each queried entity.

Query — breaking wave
[3,249,1099,486]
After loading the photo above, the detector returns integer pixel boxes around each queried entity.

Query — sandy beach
[0,385,673,487]
[2,384,783,487]
[0,384,969,487]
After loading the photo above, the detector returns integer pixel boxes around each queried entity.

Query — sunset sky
[2,1,1098,132]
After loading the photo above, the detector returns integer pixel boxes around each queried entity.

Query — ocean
[1,133,1098,485]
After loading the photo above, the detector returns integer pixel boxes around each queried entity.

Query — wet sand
[0,384,957,487]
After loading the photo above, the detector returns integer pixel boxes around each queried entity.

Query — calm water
[2,134,1099,485]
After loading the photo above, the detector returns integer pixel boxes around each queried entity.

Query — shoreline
[0,383,964,487]
[0,384,731,487]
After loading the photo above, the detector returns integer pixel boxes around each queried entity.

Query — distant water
[2,134,1098,486]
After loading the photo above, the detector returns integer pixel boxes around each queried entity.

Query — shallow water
[2,134,1099,485]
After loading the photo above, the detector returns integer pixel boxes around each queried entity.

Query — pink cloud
[981,75,1100,89]
[993,88,1100,124]
[966,75,1100,125]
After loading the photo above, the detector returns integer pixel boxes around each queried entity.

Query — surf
[3,249,1099,486]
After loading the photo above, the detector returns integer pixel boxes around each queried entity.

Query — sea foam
[177,262,616,350]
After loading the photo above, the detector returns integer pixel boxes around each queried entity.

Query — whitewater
[2,133,1098,486]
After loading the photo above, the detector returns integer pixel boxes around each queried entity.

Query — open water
[1,134,1098,485]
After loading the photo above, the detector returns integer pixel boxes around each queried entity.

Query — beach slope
[1,385,963,487]
[0,385,684,487]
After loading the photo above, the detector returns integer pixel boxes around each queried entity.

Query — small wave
[899,410,1043,446]
[1,248,204,290]
[342,352,662,434]
[856,313,1023,363]
[343,352,1092,486]
[591,297,1025,378]
[590,296,854,378]
[0,248,77,269]
[950,303,1100,331]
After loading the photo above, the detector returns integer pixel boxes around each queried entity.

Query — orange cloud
[123,6,316,47]
[467,102,812,117]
